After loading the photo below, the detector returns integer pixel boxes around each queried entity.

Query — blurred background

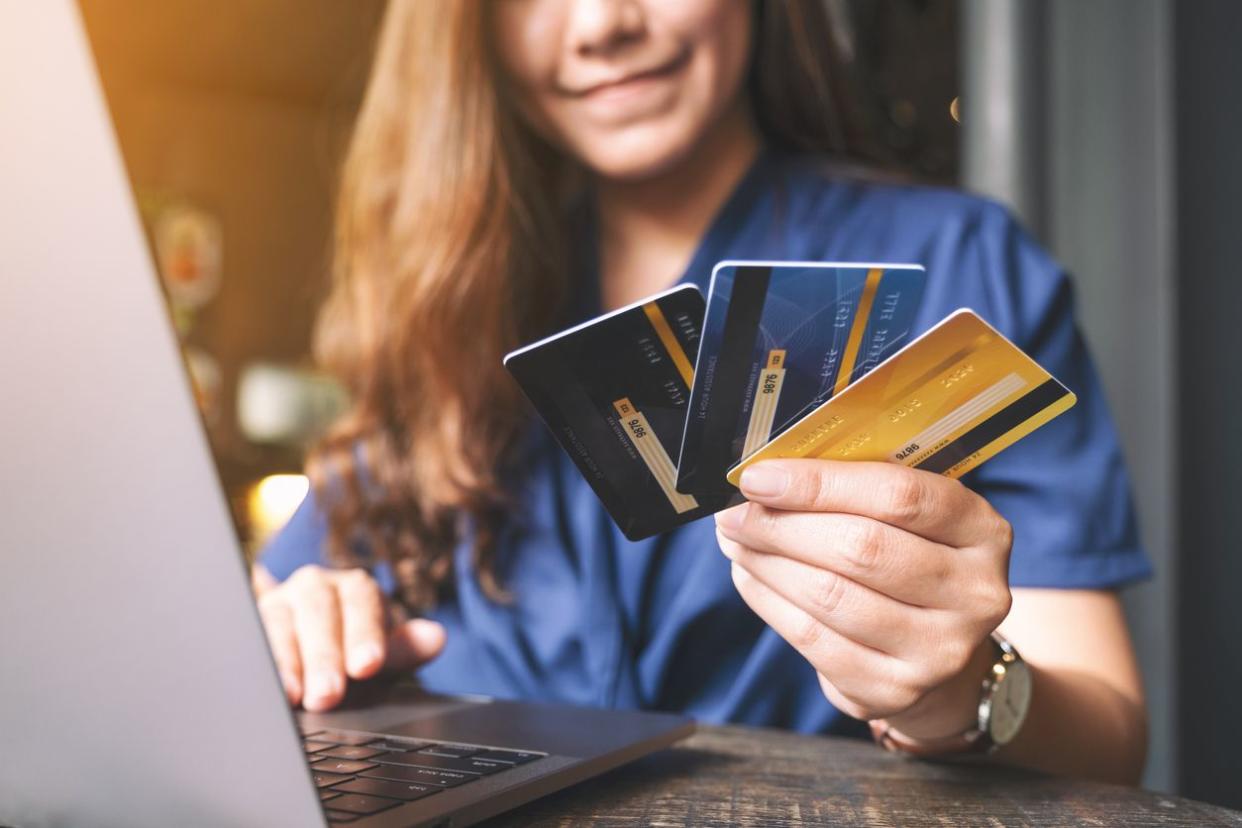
[77,0,1240,807]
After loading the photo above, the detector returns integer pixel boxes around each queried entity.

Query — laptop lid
[0,4,323,825]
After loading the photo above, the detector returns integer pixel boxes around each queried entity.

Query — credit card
[504,285,725,541]
[677,260,926,496]
[726,309,1077,485]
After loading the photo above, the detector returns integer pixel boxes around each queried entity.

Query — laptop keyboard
[300,726,546,824]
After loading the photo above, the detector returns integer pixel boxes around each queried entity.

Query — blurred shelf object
[184,345,223,426]
[238,362,347,447]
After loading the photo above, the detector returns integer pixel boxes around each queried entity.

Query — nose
[566,0,646,57]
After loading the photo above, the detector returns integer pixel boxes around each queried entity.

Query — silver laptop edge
[0,5,691,827]
[0,4,324,825]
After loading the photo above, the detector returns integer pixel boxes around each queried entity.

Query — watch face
[989,659,1032,745]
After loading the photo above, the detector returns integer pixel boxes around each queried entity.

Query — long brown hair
[309,0,865,608]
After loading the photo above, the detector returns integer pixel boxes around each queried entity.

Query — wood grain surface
[484,725,1242,827]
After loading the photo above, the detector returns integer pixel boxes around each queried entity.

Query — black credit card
[504,285,726,540]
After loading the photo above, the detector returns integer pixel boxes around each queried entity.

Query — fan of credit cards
[504,261,1076,540]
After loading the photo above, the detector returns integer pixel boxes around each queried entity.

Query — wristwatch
[870,632,1032,757]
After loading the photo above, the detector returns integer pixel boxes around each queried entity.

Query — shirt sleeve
[258,485,398,594]
[256,489,331,582]
[944,201,1152,588]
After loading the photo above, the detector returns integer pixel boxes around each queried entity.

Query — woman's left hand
[715,458,1014,737]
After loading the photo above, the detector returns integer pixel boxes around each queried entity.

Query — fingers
[716,505,965,608]
[724,459,1014,724]
[254,565,447,713]
[719,530,935,657]
[288,568,346,712]
[251,564,278,597]
[386,618,448,672]
[335,569,387,680]
[257,592,302,706]
[738,459,1005,549]
[730,563,920,720]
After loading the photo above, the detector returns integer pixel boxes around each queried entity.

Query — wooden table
[486,725,1242,827]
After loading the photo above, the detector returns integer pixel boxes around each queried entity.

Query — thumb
[383,618,447,673]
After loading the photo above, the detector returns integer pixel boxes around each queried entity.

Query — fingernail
[740,464,788,499]
[715,504,748,533]
[348,643,382,675]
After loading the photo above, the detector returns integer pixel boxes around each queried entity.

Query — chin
[573,119,705,182]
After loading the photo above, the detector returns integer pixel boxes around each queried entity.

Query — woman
[256,0,1149,783]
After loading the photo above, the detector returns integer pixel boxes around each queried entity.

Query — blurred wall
[961,0,1178,794]
[1046,0,1178,796]
[1173,0,1242,809]
[965,0,1242,807]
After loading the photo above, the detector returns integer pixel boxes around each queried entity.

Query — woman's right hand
[251,564,447,712]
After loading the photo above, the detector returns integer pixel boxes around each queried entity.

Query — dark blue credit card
[504,285,729,540]
[676,261,926,497]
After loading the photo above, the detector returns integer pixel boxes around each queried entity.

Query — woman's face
[491,0,753,180]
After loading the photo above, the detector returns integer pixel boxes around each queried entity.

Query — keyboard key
[473,749,544,764]
[316,730,378,746]
[332,777,441,801]
[324,809,361,823]
[366,738,429,753]
[311,771,354,789]
[320,745,385,761]
[417,743,479,759]
[312,758,379,775]
[319,790,342,802]
[304,740,335,754]
[361,763,477,788]
[372,752,489,774]
[464,758,510,774]
[324,793,402,816]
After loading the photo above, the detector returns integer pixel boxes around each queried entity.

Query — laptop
[0,4,692,826]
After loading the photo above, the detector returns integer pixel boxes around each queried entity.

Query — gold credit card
[726,309,1077,484]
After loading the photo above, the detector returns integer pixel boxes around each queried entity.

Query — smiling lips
[562,49,691,100]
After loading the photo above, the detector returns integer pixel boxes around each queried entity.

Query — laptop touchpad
[296,679,486,734]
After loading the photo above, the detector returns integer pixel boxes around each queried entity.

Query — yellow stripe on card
[642,301,694,388]
[613,397,699,513]
[833,268,884,395]
[741,349,787,458]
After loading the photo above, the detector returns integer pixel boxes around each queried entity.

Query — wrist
[882,637,997,740]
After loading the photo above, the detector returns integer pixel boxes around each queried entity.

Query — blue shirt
[262,151,1150,737]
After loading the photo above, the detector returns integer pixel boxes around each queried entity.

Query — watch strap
[869,718,990,757]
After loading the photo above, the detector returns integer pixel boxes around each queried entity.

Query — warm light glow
[247,474,310,546]
[949,96,961,124]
